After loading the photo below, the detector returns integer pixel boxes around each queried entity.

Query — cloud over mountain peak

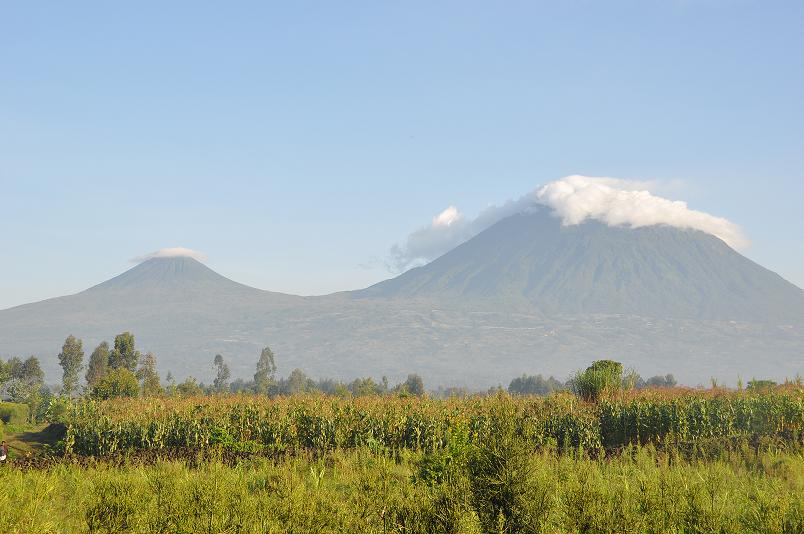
[131,247,207,263]
[389,175,747,271]
[536,176,748,250]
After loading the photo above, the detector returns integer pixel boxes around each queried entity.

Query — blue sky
[1,1,803,309]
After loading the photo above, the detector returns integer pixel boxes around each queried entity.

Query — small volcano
[84,256,254,296]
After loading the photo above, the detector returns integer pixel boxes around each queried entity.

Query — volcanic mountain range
[1,208,803,387]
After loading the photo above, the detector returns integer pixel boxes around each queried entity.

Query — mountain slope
[358,210,804,322]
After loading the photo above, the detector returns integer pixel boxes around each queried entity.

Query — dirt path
[3,423,65,460]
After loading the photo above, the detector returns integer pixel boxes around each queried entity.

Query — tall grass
[1,445,802,533]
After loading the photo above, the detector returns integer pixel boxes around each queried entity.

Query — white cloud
[389,196,536,271]
[131,247,207,263]
[432,206,462,227]
[389,175,748,271]
[536,175,748,249]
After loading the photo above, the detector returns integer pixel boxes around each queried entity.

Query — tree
[7,356,46,421]
[253,346,277,395]
[165,371,178,397]
[212,354,231,394]
[85,342,110,389]
[109,332,140,372]
[349,377,382,396]
[279,368,316,395]
[0,358,11,394]
[508,374,564,396]
[570,359,627,402]
[137,352,163,397]
[229,377,255,394]
[644,374,677,388]
[396,374,425,397]
[176,377,204,397]
[90,368,140,400]
[1,357,23,398]
[57,335,84,397]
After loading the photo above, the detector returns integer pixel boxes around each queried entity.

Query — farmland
[60,389,802,457]
[1,387,802,532]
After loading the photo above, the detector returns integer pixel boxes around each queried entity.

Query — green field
[1,389,802,533]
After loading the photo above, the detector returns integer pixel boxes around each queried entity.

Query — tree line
[1,332,429,411]
[505,369,677,396]
[2,332,790,420]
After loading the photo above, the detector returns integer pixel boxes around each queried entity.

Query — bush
[0,402,29,424]
[467,400,554,533]
[90,369,140,400]
[43,396,72,424]
[570,360,625,402]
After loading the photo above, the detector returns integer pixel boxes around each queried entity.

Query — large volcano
[360,209,804,323]
[1,213,803,386]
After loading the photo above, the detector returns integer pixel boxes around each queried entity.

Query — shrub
[467,400,554,533]
[176,377,204,397]
[570,360,625,402]
[90,369,140,400]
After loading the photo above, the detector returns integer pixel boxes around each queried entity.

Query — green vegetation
[569,359,633,401]
[2,336,802,532]
[58,334,84,398]
[61,390,802,457]
[89,368,140,401]
[508,373,563,396]
[1,438,802,532]
[0,402,29,425]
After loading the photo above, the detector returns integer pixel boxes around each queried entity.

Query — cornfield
[62,389,804,457]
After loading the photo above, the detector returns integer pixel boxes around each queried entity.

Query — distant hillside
[359,209,804,323]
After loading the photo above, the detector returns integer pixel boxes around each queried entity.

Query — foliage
[570,359,628,401]
[57,335,84,397]
[641,374,677,389]
[212,354,230,394]
[508,374,563,396]
[253,346,277,395]
[85,341,110,389]
[0,402,29,425]
[176,377,203,397]
[108,332,140,372]
[468,398,554,533]
[1,447,802,533]
[59,389,803,458]
[137,353,163,397]
[397,374,425,396]
[277,368,317,395]
[348,377,385,396]
[90,368,140,400]
[3,356,45,422]
[43,395,72,424]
